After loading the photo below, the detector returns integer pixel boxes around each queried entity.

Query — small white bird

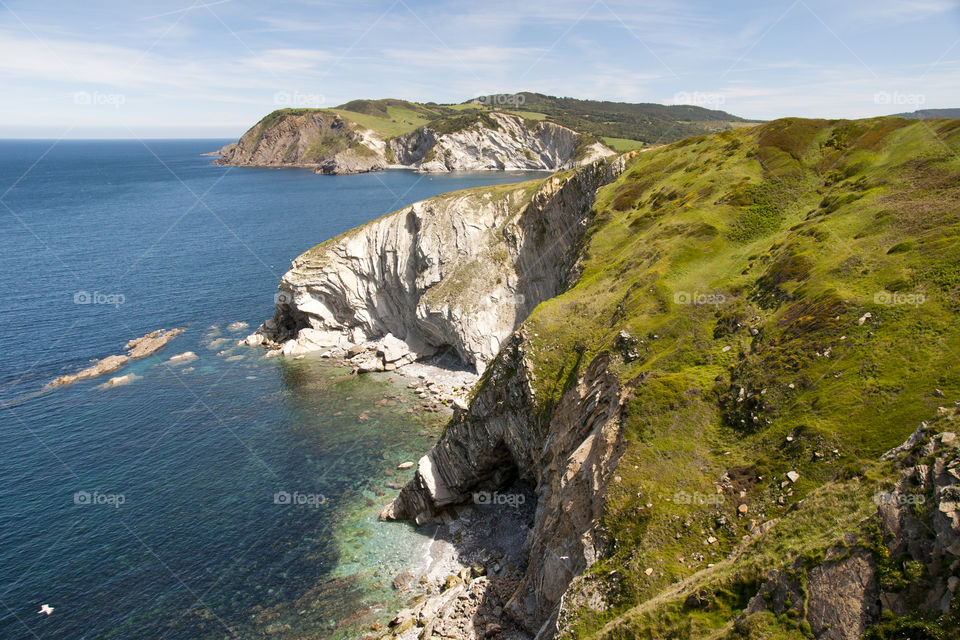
[37,604,54,616]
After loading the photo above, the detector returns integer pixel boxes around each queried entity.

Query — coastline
[242,344,541,639]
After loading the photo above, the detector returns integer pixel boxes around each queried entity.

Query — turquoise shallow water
[0,140,543,639]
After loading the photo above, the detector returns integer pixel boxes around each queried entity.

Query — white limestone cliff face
[244,155,631,639]
[250,155,629,372]
[390,112,615,172]
[215,110,614,176]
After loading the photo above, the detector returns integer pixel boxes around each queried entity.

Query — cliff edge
[215,109,614,175]
[252,116,960,639]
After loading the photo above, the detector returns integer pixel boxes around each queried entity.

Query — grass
[453,116,960,638]
[603,137,648,152]
[500,92,756,144]
[327,106,434,138]
[246,93,754,151]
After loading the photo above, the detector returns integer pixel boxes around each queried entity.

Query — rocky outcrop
[45,328,186,388]
[382,346,633,637]
[125,328,187,359]
[213,110,614,175]
[249,155,629,372]
[46,354,130,388]
[213,110,384,174]
[738,419,960,639]
[390,112,614,173]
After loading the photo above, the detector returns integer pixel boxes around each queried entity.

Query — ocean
[0,139,542,639]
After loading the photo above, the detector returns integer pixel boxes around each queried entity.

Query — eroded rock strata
[214,111,614,175]
[248,155,629,373]
[383,348,632,638]
[250,118,960,639]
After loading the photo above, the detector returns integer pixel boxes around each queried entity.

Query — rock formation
[247,155,629,373]
[214,110,614,175]
[46,328,186,388]
[248,117,960,639]
[383,347,632,638]
[389,112,613,172]
[214,111,385,174]
[735,421,960,639]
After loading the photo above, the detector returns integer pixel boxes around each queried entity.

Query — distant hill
[892,107,960,119]
[477,91,758,150]
[212,92,758,174]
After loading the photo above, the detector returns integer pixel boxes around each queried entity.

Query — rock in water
[168,351,197,364]
[46,328,185,389]
[45,354,130,388]
[126,328,186,359]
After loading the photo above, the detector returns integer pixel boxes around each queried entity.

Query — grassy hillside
[245,94,754,147]
[894,108,960,119]
[329,98,465,137]
[499,92,757,145]
[498,117,960,637]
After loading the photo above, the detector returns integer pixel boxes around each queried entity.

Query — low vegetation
[493,117,960,638]
[243,93,754,157]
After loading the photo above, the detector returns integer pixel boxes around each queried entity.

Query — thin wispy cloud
[138,0,234,22]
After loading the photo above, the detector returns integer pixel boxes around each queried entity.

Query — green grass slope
[500,92,758,145]
[237,94,755,150]
[502,117,960,637]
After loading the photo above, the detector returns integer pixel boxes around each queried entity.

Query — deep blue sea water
[0,140,543,639]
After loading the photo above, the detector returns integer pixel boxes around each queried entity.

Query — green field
[601,136,647,152]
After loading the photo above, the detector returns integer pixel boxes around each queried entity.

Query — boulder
[168,351,197,364]
[377,333,412,363]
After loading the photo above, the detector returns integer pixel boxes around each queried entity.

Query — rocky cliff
[390,112,613,172]
[248,155,630,373]
[250,117,960,639]
[215,109,614,175]
[383,346,633,638]
[214,109,385,174]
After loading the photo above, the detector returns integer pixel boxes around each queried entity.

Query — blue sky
[0,0,958,137]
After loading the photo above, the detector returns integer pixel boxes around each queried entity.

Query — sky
[0,0,958,138]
